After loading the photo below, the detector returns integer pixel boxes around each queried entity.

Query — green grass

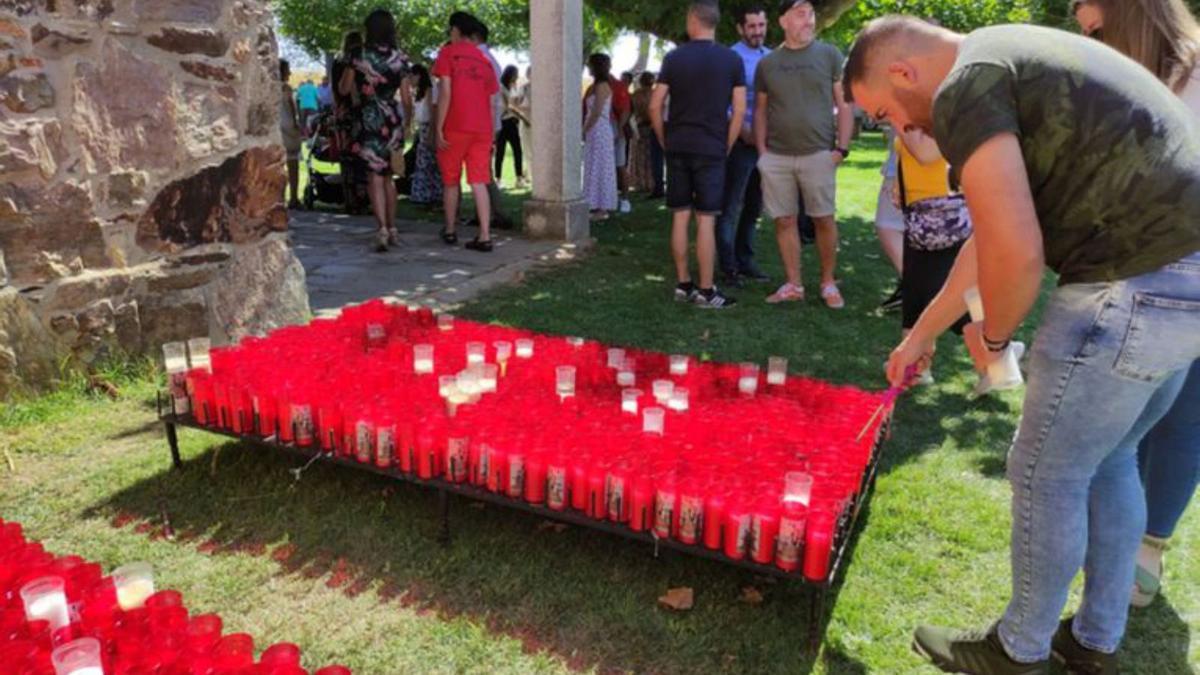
[2,132,1196,674]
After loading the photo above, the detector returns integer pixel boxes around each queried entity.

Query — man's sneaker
[912,624,1049,675]
[619,198,632,214]
[879,286,903,312]
[721,272,745,289]
[1051,618,1118,675]
[694,287,737,309]
[674,282,699,303]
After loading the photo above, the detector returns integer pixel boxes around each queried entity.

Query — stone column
[522,0,590,242]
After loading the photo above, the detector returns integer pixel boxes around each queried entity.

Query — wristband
[983,333,1011,353]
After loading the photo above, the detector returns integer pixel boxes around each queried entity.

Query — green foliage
[272,0,529,63]
[823,1,1036,49]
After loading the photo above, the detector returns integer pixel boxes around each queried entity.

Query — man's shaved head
[843,15,944,104]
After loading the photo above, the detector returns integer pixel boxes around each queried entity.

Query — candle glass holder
[112,561,155,610]
[556,366,576,399]
[187,337,212,371]
[767,357,788,386]
[466,342,486,365]
[669,354,689,376]
[606,348,625,369]
[51,637,103,675]
[783,471,814,507]
[480,364,499,393]
[515,339,534,359]
[643,407,665,435]
[437,313,455,332]
[668,387,689,412]
[652,379,674,405]
[413,344,435,375]
[20,576,70,630]
[738,363,760,396]
[621,389,642,415]
[438,375,456,399]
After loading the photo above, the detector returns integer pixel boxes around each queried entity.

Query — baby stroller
[302,109,368,214]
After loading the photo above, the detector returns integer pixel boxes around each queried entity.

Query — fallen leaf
[700,329,711,342]
[740,587,764,605]
[657,587,694,611]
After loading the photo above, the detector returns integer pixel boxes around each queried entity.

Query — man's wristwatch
[834,146,851,159]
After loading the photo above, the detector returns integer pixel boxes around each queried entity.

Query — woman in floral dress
[582,53,618,220]
[341,9,412,252]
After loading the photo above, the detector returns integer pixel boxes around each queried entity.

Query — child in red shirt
[432,12,499,252]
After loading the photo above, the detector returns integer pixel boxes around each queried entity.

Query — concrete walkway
[288,210,583,315]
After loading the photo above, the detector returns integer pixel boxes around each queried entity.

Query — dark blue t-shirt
[659,39,746,158]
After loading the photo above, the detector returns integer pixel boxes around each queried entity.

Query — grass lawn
[2,132,1196,674]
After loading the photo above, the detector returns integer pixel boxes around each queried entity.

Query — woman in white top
[407,64,443,206]
[1072,0,1200,610]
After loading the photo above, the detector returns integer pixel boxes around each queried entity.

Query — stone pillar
[522,0,590,242]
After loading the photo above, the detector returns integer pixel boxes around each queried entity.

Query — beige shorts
[758,149,837,219]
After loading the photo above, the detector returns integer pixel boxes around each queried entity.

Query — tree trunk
[632,32,651,73]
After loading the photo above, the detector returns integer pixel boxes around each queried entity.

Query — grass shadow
[87,439,871,674]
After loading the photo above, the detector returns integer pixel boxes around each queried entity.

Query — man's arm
[727,86,746,154]
[435,75,451,149]
[961,133,1044,343]
[832,81,853,163]
[649,83,669,148]
[754,92,769,155]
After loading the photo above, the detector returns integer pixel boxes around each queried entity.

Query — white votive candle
[669,354,688,376]
[515,339,534,359]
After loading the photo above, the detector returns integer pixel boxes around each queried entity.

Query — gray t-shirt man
[755,40,843,155]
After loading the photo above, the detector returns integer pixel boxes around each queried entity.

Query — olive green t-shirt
[755,40,843,156]
[933,25,1200,284]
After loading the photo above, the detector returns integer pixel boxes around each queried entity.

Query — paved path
[288,210,582,315]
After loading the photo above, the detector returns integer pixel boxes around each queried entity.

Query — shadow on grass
[87,439,870,674]
[1122,595,1194,675]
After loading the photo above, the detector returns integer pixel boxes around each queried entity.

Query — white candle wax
[616,370,635,387]
[68,668,104,675]
[27,591,69,629]
[738,377,758,396]
[116,579,154,610]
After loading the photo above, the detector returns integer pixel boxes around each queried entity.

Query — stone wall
[0,0,310,398]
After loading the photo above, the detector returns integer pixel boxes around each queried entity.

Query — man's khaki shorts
[758,149,837,219]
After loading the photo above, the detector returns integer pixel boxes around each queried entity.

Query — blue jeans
[997,251,1200,662]
[716,141,763,276]
[1139,359,1200,538]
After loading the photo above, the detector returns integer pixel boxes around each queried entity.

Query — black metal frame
[156,392,891,653]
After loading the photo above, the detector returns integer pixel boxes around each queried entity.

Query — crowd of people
[267,1,1200,672]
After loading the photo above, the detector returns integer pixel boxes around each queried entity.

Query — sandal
[387,228,400,246]
[440,230,458,245]
[820,282,845,310]
[1131,535,1167,608]
[374,230,389,253]
[464,238,493,253]
[766,283,805,304]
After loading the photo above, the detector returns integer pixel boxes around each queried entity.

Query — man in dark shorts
[650,2,746,309]
[846,16,1200,674]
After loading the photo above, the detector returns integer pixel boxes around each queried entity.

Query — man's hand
[831,149,846,167]
[886,332,935,387]
[436,128,450,151]
[738,124,755,147]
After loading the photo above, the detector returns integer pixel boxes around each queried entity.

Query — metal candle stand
[157,391,891,654]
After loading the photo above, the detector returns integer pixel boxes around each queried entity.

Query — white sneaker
[619,199,632,214]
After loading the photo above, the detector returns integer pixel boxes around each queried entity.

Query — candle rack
[157,391,892,654]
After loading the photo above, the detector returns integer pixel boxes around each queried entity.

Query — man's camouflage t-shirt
[933,25,1200,284]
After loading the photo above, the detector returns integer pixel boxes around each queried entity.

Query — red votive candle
[293,403,314,447]
[629,477,654,532]
[375,422,396,468]
[507,452,526,499]
[586,466,606,519]
[260,642,301,668]
[546,460,568,511]
[318,404,341,453]
[230,387,249,434]
[214,383,232,430]
[606,469,629,522]
[184,613,222,654]
[723,502,751,560]
[354,419,374,464]
[468,442,485,485]
[398,421,415,472]
[487,448,509,493]
[702,492,727,550]
[776,502,807,572]
[417,431,437,480]
[256,393,278,438]
[445,437,469,483]
[802,513,835,582]
[677,488,705,545]
[570,462,589,511]
[277,394,294,443]
[524,454,547,504]
[653,483,678,540]
[750,504,781,564]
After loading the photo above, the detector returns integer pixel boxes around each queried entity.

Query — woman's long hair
[342,30,363,58]
[410,63,432,102]
[364,9,397,50]
[501,65,520,90]
[1085,0,1200,91]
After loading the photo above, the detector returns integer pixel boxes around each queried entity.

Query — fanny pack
[898,160,973,251]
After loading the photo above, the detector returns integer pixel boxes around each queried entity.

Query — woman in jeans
[495,65,526,188]
[1073,0,1200,609]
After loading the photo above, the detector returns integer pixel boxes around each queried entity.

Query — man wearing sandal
[754,0,854,309]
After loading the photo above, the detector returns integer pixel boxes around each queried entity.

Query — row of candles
[0,519,351,675]
[164,300,889,579]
